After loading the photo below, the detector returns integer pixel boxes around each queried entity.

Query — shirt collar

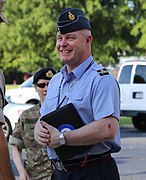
[60,55,93,81]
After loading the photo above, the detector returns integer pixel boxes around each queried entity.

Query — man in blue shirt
[35,8,121,180]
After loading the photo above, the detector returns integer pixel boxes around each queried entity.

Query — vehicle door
[118,63,133,111]
[132,64,146,111]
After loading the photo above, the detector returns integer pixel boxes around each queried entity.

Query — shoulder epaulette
[97,68,109,76]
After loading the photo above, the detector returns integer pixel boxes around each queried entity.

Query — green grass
[6,84,19,90]
[120,116,132,125]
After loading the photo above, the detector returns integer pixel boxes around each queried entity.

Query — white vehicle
[117,60,146,130]
[6,76,40,104]
[3,98,34,140]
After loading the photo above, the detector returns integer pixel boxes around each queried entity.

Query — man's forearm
[0,127,15,180]
[64,117,118,146]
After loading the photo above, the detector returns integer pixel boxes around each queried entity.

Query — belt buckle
[52,160,67,172]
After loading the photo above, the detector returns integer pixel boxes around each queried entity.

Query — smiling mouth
[61,50,71,53]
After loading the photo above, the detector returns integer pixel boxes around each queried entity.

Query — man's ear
[87,34,92,44]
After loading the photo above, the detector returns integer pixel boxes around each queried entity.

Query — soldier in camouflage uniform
[0,0,15,179]
[9,68,56,180]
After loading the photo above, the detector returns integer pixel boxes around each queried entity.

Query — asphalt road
[9,124,146,180]
[114,125,146,180]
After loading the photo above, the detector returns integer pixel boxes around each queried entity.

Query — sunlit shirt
[40,55,121,159]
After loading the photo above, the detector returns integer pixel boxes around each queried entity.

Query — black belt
[51,153,112,172]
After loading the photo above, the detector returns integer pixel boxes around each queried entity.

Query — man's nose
[60,38,68,46]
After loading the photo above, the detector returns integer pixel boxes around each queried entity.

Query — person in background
[34,8,121,180]
[9,68,56,180]
[23,73,32,81]
[0,0,15,179]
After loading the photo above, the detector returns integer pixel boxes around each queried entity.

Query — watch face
[60,138,65,144]
[59,133,66,145]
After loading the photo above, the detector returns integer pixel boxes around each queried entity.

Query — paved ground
[114,125,146,180]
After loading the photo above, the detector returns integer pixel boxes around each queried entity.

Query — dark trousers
[51,157,120,180]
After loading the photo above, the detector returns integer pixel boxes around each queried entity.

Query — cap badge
[68,11,75,20]
[46,70,54,78]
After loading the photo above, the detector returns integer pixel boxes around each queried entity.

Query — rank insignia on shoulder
[97,68,109,76]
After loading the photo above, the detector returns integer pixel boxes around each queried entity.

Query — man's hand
[34,119,61,148]
[34,119,50,146]
[40,121,60,148]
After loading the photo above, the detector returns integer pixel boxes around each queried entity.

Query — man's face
[56,30,91,68]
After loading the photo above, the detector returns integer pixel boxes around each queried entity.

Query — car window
[20,76,34,87]
[119,65,132,84]
[134,65,146,84]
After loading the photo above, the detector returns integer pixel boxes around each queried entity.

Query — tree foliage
[130,0,146,55]
[0,0,145,77]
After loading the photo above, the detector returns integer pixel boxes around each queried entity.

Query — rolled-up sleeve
[9,118,25,150]
[9,135,24,150]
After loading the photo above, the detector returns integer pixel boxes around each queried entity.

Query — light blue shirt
[40,55,121,159]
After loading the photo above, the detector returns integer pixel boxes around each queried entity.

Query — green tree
[0,0,144,78]
[131,0,146,55]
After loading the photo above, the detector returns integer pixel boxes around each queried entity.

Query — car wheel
[2,116,12,141]
[132,115,146,131]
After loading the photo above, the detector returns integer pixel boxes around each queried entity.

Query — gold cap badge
[68,11,75,20]
[46,70,54,78]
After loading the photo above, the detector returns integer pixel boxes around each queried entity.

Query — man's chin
[61,57,71,63]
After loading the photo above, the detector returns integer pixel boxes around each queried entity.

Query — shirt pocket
[47,90,58,101]
[66,90,85,102]
[46,92,59,107]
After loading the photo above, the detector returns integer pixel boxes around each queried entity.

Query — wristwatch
[59,132,66,146]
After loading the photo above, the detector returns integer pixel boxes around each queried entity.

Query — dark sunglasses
[36,82,49,88]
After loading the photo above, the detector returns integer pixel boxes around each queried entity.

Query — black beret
[33,67,56,84]
[57,8,91,34]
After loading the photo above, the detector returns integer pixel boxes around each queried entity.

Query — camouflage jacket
[9,104,51,180]
[0,68,5,124]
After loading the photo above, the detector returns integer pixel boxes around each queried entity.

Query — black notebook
[40,103,91,161]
